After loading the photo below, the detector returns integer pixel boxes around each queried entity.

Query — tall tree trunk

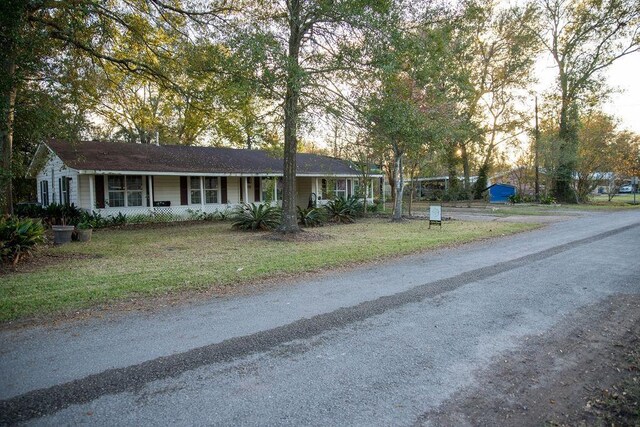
[554,77,578,203]
[392,148,403,221]
[1,38,17,215]
[279,0,302,233]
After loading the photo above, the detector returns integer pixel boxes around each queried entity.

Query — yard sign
[429,204,442,229]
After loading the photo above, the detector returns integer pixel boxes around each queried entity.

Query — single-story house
[28,140,381,218]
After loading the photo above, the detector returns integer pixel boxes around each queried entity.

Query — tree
[574,112,617,201]
[233,0,392,233]
[365,73,430,221]
[0,0,232,214]
[537,0,640,202]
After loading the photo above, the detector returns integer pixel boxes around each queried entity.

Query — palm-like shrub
[231,203,282,231]
[324,196,363,224]
[1,216,46,266]
[297,206,326,227]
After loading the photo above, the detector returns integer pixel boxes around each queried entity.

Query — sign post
[429,204,442,229]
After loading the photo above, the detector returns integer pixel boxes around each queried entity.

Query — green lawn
[0,218,538,322]
[393,197,640,216]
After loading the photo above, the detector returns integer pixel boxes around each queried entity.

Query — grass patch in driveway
[0,218,538,322]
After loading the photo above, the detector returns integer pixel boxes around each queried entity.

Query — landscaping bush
[230,203,282,231]
[508,193,525,204]
[0,216,46,266]
[297,206,327,227]
[325,196,363,224]
[15,203,45,218]
[539,194,556,205]
[44,203,82,226]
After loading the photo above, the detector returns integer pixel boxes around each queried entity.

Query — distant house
[28,140,381,217]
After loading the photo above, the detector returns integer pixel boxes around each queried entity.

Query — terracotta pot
[52,225,75,245]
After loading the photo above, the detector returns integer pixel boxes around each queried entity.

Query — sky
[601,54,640,134]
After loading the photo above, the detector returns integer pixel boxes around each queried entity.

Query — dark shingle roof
[45,140,364,176]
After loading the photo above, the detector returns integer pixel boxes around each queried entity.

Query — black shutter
[221,177,227,204]
[95,176,105,208]
[180,176,188,205]
[254,177,260,202]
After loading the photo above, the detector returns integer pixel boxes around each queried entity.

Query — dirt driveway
[421,294,640,426]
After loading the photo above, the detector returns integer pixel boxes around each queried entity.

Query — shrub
[325,196,363,224]
[297,206,326,227]
[231,203,282,231]
[539,194,556,205]
[108,212,127,226]
[1,216,46,266]
[508,193,524,204]
[15,203,45,218]
[44,203,82,226]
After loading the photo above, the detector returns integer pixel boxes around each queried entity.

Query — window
[127,176,143,207]
[59,177,71,205]
[108,176,125,207]
[261,178,271,202]
[40,181,49,206]
[276,178,283,201]
[334,179,347,199]
[204,177,218,203]
[190,177,201,204]
[108,175,143,207]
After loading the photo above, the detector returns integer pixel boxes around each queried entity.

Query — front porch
[76,174,376,220]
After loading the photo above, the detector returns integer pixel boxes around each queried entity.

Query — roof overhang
[76,170,383,178]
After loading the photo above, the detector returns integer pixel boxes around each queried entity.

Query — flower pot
[77,228,92,242]
[52,225,75,245]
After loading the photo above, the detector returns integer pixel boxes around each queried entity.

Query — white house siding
[227,177,241,204]
[77,175,92,209]
[152,176,181,207]
[296,177,313,207]
[35,153,79,206]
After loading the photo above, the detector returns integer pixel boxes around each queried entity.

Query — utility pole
[535,96,540,201]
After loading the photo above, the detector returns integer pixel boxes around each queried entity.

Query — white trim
[89,175,95,212]
[75,169,381,179]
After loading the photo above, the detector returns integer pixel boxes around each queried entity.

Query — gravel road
[0,210,638,425]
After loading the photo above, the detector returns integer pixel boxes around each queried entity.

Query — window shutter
[180,176,188,205]
[95,175,105,208]
[221,177,227,204]
[254,177,260,202]
[58,178,62,204]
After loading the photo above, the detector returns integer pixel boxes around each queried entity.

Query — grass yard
[395,197,640,216]
[0,218,538,322]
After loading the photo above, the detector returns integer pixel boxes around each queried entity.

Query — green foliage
[15,203,45,218]
[539,194,556,205]
[109,212,127,226]
[297,206,327,228]
[44,203,82,226]
[325,197,363,224]
[1,216,45,266]
[231,203,282,231]
[473,164,490,199]
[508,193,524,204]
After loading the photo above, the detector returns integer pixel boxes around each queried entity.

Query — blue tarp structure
[486,183,516,203]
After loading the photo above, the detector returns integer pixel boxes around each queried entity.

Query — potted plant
[51,204,75,245]
[76,220,93,242]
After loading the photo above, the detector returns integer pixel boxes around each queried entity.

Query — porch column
[200,176,205,210]
[273,178,277,202]
[148,176,154,208]
[243,176,249,203]
[88,175,95,212]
